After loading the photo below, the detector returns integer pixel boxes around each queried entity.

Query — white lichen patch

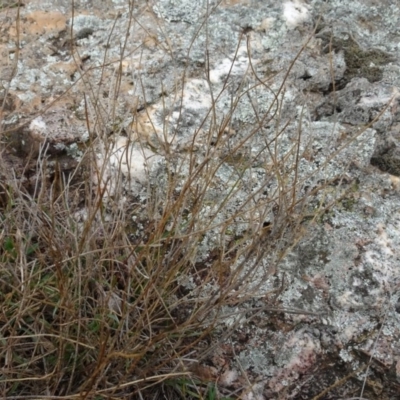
[29,116,47,140]
[219,369,238,387]
[180,79,213,110]
[209,44,250,84]
[67,14,103,35]
[282,1,311,29]
[110,136,159,181]
[96,136,161,194]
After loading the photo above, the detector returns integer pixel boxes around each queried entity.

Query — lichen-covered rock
[2,0,400,398]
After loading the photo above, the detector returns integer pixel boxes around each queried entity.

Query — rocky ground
[1,0,400,398]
